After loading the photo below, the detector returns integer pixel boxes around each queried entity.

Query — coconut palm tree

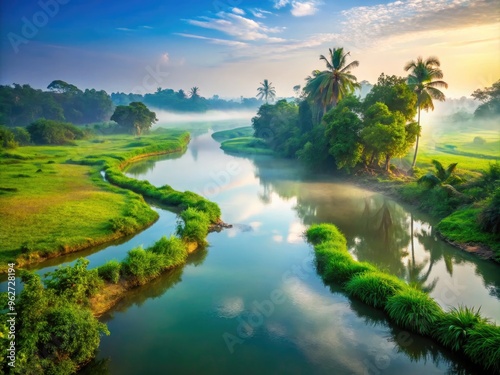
[304,47,360,120]
[256,79,276,104]
[190,87,200,99]
[404,56,448,168]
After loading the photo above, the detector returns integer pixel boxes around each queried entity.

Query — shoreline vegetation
[306,223,500,374]
[0,129,209,273]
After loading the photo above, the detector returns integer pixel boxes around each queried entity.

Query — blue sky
[1,0,499,98]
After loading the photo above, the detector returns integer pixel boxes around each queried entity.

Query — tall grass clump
[121,247,164,286]
[463,323,500,373]
[345,272,408,309]
[385,288,443,336]
[97,260,121,284]
[148,235,188,267]
[435,305,487,351]
[306,224,347,245]
[176,207,210,246]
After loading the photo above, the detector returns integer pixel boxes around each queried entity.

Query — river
[5,122,500,374]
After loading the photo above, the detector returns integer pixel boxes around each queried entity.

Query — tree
[256,79,276,104]
[47,80,82,95]
[110,102,157,136]
[189,87,200,99]
[404,56,448,168]
[471,80,500,118]
[324,96,364,170]
[361,103,416,171]
[304,47,360,120]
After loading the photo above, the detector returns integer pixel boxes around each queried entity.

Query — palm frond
[432,159,446,180]
[418,173,441,188]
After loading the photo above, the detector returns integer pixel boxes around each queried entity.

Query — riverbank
[0,129,191,272]
[306,223,500,374]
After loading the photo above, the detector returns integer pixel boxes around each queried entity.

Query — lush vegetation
[306,223,500,373]
[110,102,157,136]
[0,128,200,271]
[211,126,254,142]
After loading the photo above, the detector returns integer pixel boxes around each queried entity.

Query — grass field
[0,129,190,270]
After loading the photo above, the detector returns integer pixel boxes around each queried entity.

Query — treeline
[112,88,263,112]
[253,74,419,172]
[0,81,113,126]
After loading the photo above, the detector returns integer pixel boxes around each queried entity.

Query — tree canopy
[472,80,500,118]
[110,102,157,136]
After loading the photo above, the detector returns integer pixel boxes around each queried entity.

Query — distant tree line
[0,81,113,127]
[111,87,263,112]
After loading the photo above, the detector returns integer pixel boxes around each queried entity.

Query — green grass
[211,126,254,142]
[385,288,443,336]
[0,129,191,271]
[220,137,274,155]
[437,207,500,260]
[306,223,500,372]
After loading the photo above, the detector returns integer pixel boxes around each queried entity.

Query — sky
[0,0,499,99]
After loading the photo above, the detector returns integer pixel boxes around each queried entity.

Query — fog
[153,109,257,127]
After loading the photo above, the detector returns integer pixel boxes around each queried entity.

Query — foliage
[110,102,157,136]
[463,323,500,373]
[305,223,346,245]
[435,305,488,351]
[345,271,408,309]
[176,207,210,246]
[256,79,276,104]
[0,125,18,148]
[121,247,165,285]
[404,56,448,167]
[418,159,461,188]
[97,260,122,283]
[324,96,364,170]
[385,287,443,336]
[11,126,31,145]
[304,47,360,120]
[148,235,188,267]
[220,137,274,155]
[27,119,86,145]
[471,80,500,118]
[478,187,500,235]
[363,73,417,121]
[44,258,103,304]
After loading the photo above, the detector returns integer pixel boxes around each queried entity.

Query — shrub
[463,323,500,373]
[306,224,346,245]
[147,236,187,267]
[121,247,164,285]
[176,208,210,245]
[473,136,486,145]
[27,119,85,145]
[97,260,121,283]
[435,305,488,351]
[109,216,138,235]
[0,125,18,148]
[385,288,443,336]
[12,127,31,145]
[345,272,408,309]
[479,187,500,234]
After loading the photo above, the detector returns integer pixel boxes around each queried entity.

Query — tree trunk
[411,107,421,168]
[385,155,391,171]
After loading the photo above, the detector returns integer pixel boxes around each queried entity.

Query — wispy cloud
[116,27,133,32]
[185,12,285,42]
[142,25,153,29]
[250,8,274,18]
[175,33,248,47]
[274,0,321,16]
[232,7,245,15]
[341,0,499,48]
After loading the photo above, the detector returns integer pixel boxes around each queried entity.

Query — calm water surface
[4,123,499,374]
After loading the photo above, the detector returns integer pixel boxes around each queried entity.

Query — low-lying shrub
[463,323,500,373]
[121,247,164,285]
[385,288,443,336]
[148,235,188,267]
[97,260,121,284]
[176,208,210,246]
[345,271,407,309]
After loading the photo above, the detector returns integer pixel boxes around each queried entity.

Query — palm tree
[304,47,360,120]
[190,87,200,99]
[404,56,448,168]
[256,79,276,104]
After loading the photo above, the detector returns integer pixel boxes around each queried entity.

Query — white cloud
[116,27,133,31]
[341,0,499,49]
[291,1,319,16]
[175,33,248,47]
[232,7,245,15]
[251,8,274,18]
[185,12,285,42]
[161,52,169,63]
[274,0,290,9]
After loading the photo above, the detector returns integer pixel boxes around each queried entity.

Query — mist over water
[152,109,257,126]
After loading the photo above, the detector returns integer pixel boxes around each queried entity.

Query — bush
[385,288,443,336]
[435,305,487,351]
[147,236,187,267]
[479,187,500,234]
[306,224,346,245]
[176,208,210,245]
[11,127,31,145]
[97,260,121,283]
[473,136,486,145]
[121,247,164,285]
[27,119,85,145]
[345,271,408,309]
[0,125,18,148]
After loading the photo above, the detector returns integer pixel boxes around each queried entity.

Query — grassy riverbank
[0,129,191,272]
[212,127,274,155]
[306,223,500,374]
